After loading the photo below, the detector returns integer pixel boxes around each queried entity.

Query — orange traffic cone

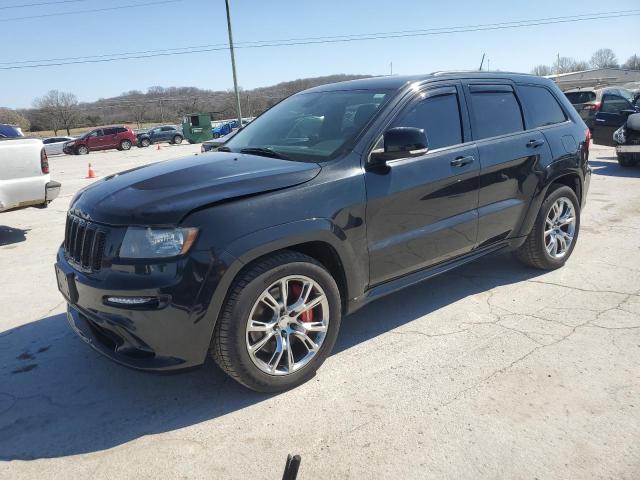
[86,163,96,179]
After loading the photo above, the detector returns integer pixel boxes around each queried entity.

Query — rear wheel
[515,184,580,270]
[172,135,183,145]
[211,251,341,392]
[120,140,132,151]
[76,145,89,155]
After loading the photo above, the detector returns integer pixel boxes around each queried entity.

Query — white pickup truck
[0,124,61,212]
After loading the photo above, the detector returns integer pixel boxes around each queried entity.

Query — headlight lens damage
[120,227,198,258]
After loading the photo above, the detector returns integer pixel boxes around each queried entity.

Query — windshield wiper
[239,147,289,160]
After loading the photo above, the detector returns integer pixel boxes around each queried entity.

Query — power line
[2,9,639,70]
[4,9,639,66]
[0,0,89,10]
[0,0,184,22]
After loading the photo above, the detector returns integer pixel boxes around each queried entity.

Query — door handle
[595,118,606,122]
[450,155,474,167]
[526,139,545,148]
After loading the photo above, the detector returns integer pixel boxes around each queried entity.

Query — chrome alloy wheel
[544,197,576,259]
[246,275,330,376]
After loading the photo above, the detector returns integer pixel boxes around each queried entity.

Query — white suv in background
[0,124,61,212]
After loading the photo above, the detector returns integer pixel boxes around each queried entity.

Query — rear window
[564,91,596,104]
[518,85,567,128]
[469,90,524,140]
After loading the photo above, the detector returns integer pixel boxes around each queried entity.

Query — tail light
[583,102,601,113]
[40,148,49,174]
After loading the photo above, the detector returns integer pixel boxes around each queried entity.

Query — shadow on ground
[0,253,543,461]
[0,226,29,247]
[589,158,640,178]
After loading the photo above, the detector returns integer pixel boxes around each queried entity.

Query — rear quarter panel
[0,138,47,211]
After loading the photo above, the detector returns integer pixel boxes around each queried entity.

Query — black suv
[55,72,591,392]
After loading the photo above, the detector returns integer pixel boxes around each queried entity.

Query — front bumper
[55,247,227,372]
[616,145,640,153]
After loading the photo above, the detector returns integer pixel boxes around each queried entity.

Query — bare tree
[572,60,589,71]
[623,54,640,70]
[590,48,619,68]
[531,64,552,76]
[130,103,147,128]
[33,90,80,135]
[554,56,579,74]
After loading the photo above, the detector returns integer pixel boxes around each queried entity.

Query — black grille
[64,215,106,271]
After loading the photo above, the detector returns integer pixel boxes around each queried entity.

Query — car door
[463,82,554,246]
[102,127,120,149]
[85,130,104,151]
[593,92,636,146]
[364,84,480,285]
[160,127,174,141]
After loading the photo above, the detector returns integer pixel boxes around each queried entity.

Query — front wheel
[211,251,341,392]
[140,138,151,148]
[515,184,580,270]
[76,145,89,155]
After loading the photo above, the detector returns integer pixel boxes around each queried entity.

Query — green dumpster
[182,113,213,144]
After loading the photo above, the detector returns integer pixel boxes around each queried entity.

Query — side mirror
[369,127,428,166]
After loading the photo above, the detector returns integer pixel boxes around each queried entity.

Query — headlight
[66,141,75,147]
[119,227,199,259]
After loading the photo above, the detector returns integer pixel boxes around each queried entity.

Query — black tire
[172,135,183,145]
[210,251,342,392]
[140,138,151,148]
[212,133,220,139]
[515,184,580,270]
[76,145,89,155]
[617,152,636,167]
[120,139,132,151]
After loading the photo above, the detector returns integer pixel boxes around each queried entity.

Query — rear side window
[469,90,524,140]
[103,128,118,135]
[564,91,596,104]
[115,127,127,133]
[518,85,566,128]
[161,126,174,132]
[391,92,463,150]
[601,94,632,114]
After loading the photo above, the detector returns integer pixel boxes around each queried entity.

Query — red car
[63,126,137,155]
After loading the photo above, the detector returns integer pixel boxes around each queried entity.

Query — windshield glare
[224,89,391,161]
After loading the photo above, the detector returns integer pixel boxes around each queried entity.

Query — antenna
[479,53,485,71]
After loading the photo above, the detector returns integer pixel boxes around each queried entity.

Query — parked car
[613,113,640,167]
[201,129,238,152]
[137,125,183,147]
[43,136,75,156]
[212,122,233,139]
[63,126,137,155]
[1,124,60,212]
[56,72,590,392]
[564,87,640,144]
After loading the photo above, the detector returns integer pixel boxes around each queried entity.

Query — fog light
[106,296,155,305]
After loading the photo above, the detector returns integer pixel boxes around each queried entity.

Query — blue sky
[1,0,639,108]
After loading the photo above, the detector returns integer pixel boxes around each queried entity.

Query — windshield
[224,89,391,161]
[564,91,596,104]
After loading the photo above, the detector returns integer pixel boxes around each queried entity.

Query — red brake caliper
[290,282,314,322]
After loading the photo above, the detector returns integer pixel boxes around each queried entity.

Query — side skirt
[347,241,517,314]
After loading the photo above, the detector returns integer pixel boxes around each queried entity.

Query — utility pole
[479,53,485,71]
[487,58,490,71]
[390,61,393,75]
[224,0,242,126]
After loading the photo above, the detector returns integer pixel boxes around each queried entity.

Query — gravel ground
[0,144,638,479]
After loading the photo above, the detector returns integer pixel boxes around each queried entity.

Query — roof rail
[430,70,532,76]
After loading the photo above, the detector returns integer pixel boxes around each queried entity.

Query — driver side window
[390,92,463,150]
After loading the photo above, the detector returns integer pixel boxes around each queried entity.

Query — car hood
[71,152,321,226]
